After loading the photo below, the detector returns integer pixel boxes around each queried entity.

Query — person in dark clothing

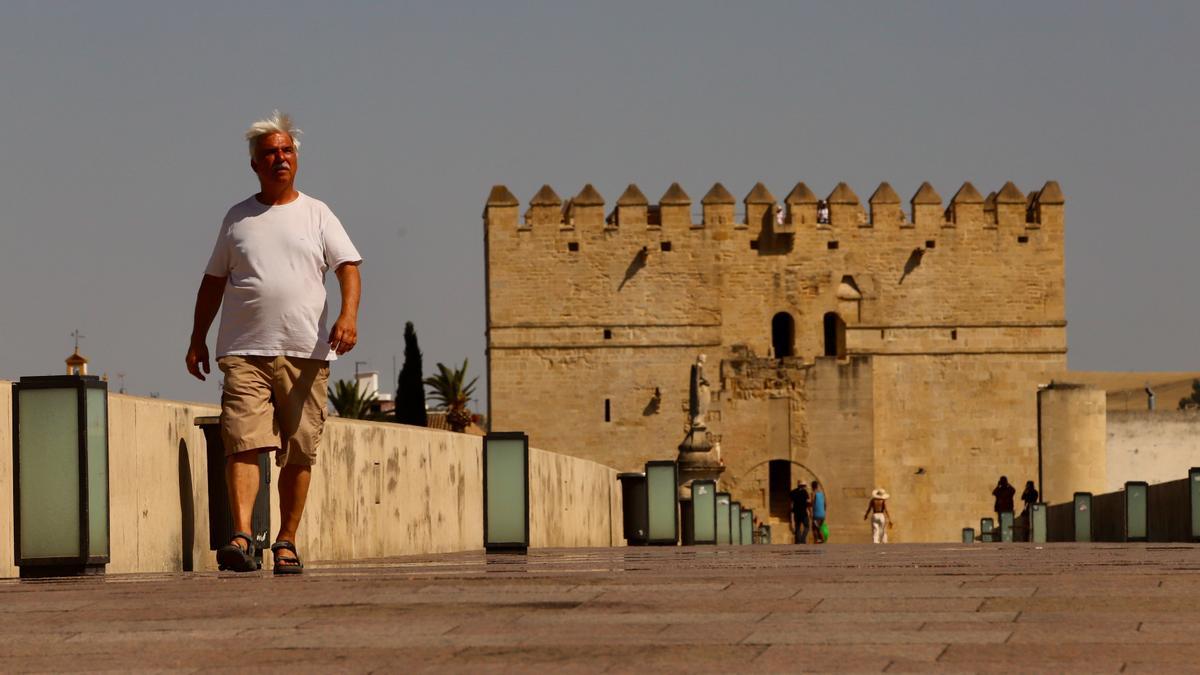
[1020,480,1040,541]
[789,482,811,544]
[992,476,1016,525]
[1020,481,1039,512]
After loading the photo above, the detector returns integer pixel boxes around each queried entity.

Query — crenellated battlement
[486,180,1064,233]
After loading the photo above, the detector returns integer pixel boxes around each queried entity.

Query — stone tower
[485,179,1068,542]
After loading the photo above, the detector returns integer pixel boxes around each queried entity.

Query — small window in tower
[568,241,579,252]
[604,398,611,422]
[827,241,839,250]
[925,240,936,249]
[1018,235,1029,244]
[661,241,673,252]
[951,329,958,340]
[749,240,759,250]
[603,329,612,340]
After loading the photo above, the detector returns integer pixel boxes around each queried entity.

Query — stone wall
[1106,410,1200,490]
[0,382,621,578]
[1038,384,1108,505]
[874,354,1065,542]
[486,180,1067,543]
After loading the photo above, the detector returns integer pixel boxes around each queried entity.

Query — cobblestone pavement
[2,543,1200,673]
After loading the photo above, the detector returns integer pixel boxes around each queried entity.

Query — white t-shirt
[204,192,362,361]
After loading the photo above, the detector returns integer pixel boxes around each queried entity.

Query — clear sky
[0,1,1196,407]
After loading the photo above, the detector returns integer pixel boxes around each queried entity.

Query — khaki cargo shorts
[217,355,330,467]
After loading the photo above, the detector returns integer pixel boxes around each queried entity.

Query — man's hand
[186,340,210,381]
[331,262,361,356]
[329,315,357,355]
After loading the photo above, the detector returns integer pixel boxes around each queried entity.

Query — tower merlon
[947,182,985,226]
[659,182,693,231]
[484,184,520,228]
[613,183,649,229]
[744,182,777,230]
[826,182,865,227]
[994,181,1026,228]
[1031,180,1064,229]
[910,181,944,228]
[701,183,735,227]
[526,184,563,228]
[868,182,905,227]
[785,182,818,229]
[566,184,605,229]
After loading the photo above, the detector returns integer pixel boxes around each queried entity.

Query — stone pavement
[2,543,1199,673]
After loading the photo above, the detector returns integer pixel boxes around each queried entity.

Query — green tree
[395,321,428,426]
[424,359,478,432]
[328,378,378,420]
[1179,379,1200,410]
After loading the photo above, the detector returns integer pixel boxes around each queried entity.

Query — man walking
[789,481,811,544]
[186,111,362,574]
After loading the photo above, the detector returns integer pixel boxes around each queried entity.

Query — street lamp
[715,492,732,545]
[644,461,678,545]
[689,480,717,545]
[483,432,529,553]
[12,375,109,577]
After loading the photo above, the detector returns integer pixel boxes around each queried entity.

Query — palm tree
[327,378,378,420]
[424,359,478,432]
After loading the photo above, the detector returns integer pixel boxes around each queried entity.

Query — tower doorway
[823,312,846,357]
[771,312,795,358]
[768,459,792,520]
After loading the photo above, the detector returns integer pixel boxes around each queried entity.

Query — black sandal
[270,540,304,576]
[216,532,259,572]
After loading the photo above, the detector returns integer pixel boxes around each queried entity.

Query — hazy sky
[0,1,1196,407]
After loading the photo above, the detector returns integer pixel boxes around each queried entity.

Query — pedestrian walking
[811,480,828,543]
[789,481,811,544]
[186,111,363,574]
[863,488,892,543]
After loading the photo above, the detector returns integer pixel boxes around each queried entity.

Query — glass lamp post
[715,492,732,545]
[12,375,109,577]
[644,461,679,545]
[689,480,717,545]
[483,432,529,553]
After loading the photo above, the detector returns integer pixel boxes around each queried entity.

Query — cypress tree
[395,322,428,426]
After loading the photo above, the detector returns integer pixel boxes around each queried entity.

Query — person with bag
[811,480,828,543]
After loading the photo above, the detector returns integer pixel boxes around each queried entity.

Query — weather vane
[71,329,85,352]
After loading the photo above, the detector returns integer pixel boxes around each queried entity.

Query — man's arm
[328,262,361,355]
[186,274,226,381]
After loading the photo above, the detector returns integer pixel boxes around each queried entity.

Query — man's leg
[275,464,312,554]
[217,356,279,557]
[226,449,262,543]
[271,356,329,567]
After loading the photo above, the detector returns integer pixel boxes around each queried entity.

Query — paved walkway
[2,543,1199,673]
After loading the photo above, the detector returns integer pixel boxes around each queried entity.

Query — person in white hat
[863,488,893,544]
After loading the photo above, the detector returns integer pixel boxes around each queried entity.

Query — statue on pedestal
[677,354,724,496]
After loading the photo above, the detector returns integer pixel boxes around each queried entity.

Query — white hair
[244,110,302,157]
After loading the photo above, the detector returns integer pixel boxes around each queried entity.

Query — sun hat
[871,488,890,500]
